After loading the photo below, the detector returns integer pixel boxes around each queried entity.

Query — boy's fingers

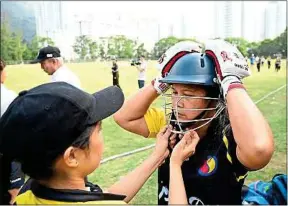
[163,125,173,138]
[159,125,168,135]
[188,130,200,150]
[169,133,176,141]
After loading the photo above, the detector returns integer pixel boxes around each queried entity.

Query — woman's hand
[152,125,173,161]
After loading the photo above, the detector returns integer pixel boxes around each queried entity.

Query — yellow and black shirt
[144,108,248,205]
[15,179,126,204]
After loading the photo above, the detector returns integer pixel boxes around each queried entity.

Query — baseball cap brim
[88,86,124,124]
[30,58,42,64]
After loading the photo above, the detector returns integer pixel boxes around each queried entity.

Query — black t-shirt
[158,126,248,205]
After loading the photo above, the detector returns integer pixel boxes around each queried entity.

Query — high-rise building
[275,1,286,35]
[213,1,272,42]
[241,1,245,38]
[224,1,233,38]
[264,1,286,39]
[33,1,63,38]
[214,1,242,39]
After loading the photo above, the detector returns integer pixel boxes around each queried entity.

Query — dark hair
[0,58,6,72]
[208,101,231,139]
[204,85,232,140]
[0,124,97,204]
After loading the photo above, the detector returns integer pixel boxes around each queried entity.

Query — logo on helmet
[158,54,167,64]
[234,63,249,71]
[220,51,233,62]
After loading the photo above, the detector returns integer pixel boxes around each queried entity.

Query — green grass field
[5,60,287,204]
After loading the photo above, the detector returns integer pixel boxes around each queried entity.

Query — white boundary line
[100,84,287,165]
[100,144,155,164]
[254,84,286,104]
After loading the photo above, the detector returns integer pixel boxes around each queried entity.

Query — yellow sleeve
[144,107,166,138]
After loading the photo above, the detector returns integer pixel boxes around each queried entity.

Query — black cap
[30,46,61,64]
[0,82,124,159]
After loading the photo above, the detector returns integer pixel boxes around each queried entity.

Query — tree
[73,35,92,60]
[89,41,98,60]
[247,28,287,57]
[224,37,250,57]
[1,20,13,61]
[39,37,55,47]
[152,36,179,59]
[151,36,201,59]
[98,43,106,59]
[26,36,41,60]
[135,43,149,58]
[23,36,55,60]
[107,35,136,59]
[10,31,26,61]
[274,27,287,57]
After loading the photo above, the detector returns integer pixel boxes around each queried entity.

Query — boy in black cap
[0,82,197,204]
[31,46,81,89]
[0,58,25,204]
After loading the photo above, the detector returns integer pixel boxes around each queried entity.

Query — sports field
[5,60,287,204]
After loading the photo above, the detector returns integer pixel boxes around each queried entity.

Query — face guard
[157,49,225,134]
[162,91,225,134]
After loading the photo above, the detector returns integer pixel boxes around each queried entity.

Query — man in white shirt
[31,46,81,89]
[136,55,147,89]
[0,58,25,204]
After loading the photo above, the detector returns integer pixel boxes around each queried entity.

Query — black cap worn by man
[30,46,61,64]
[0,82,124,159]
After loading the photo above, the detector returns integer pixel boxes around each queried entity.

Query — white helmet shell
[157,41,203,72]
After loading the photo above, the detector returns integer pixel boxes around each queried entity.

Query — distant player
[256,56,261,72]
[267,56,271,69]
[275,56,281,72]
[111,57,121,89]
[250,54,255,66]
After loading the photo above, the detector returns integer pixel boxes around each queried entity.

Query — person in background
[256,56,261,72]
[267,56,271,69]
[261,56,265,66]
[275,56,281,72]
[111,57,121,89]
[245,56,249,63]
[31,45,81,89]
[250,54,255,67]
[136,55,147,89]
